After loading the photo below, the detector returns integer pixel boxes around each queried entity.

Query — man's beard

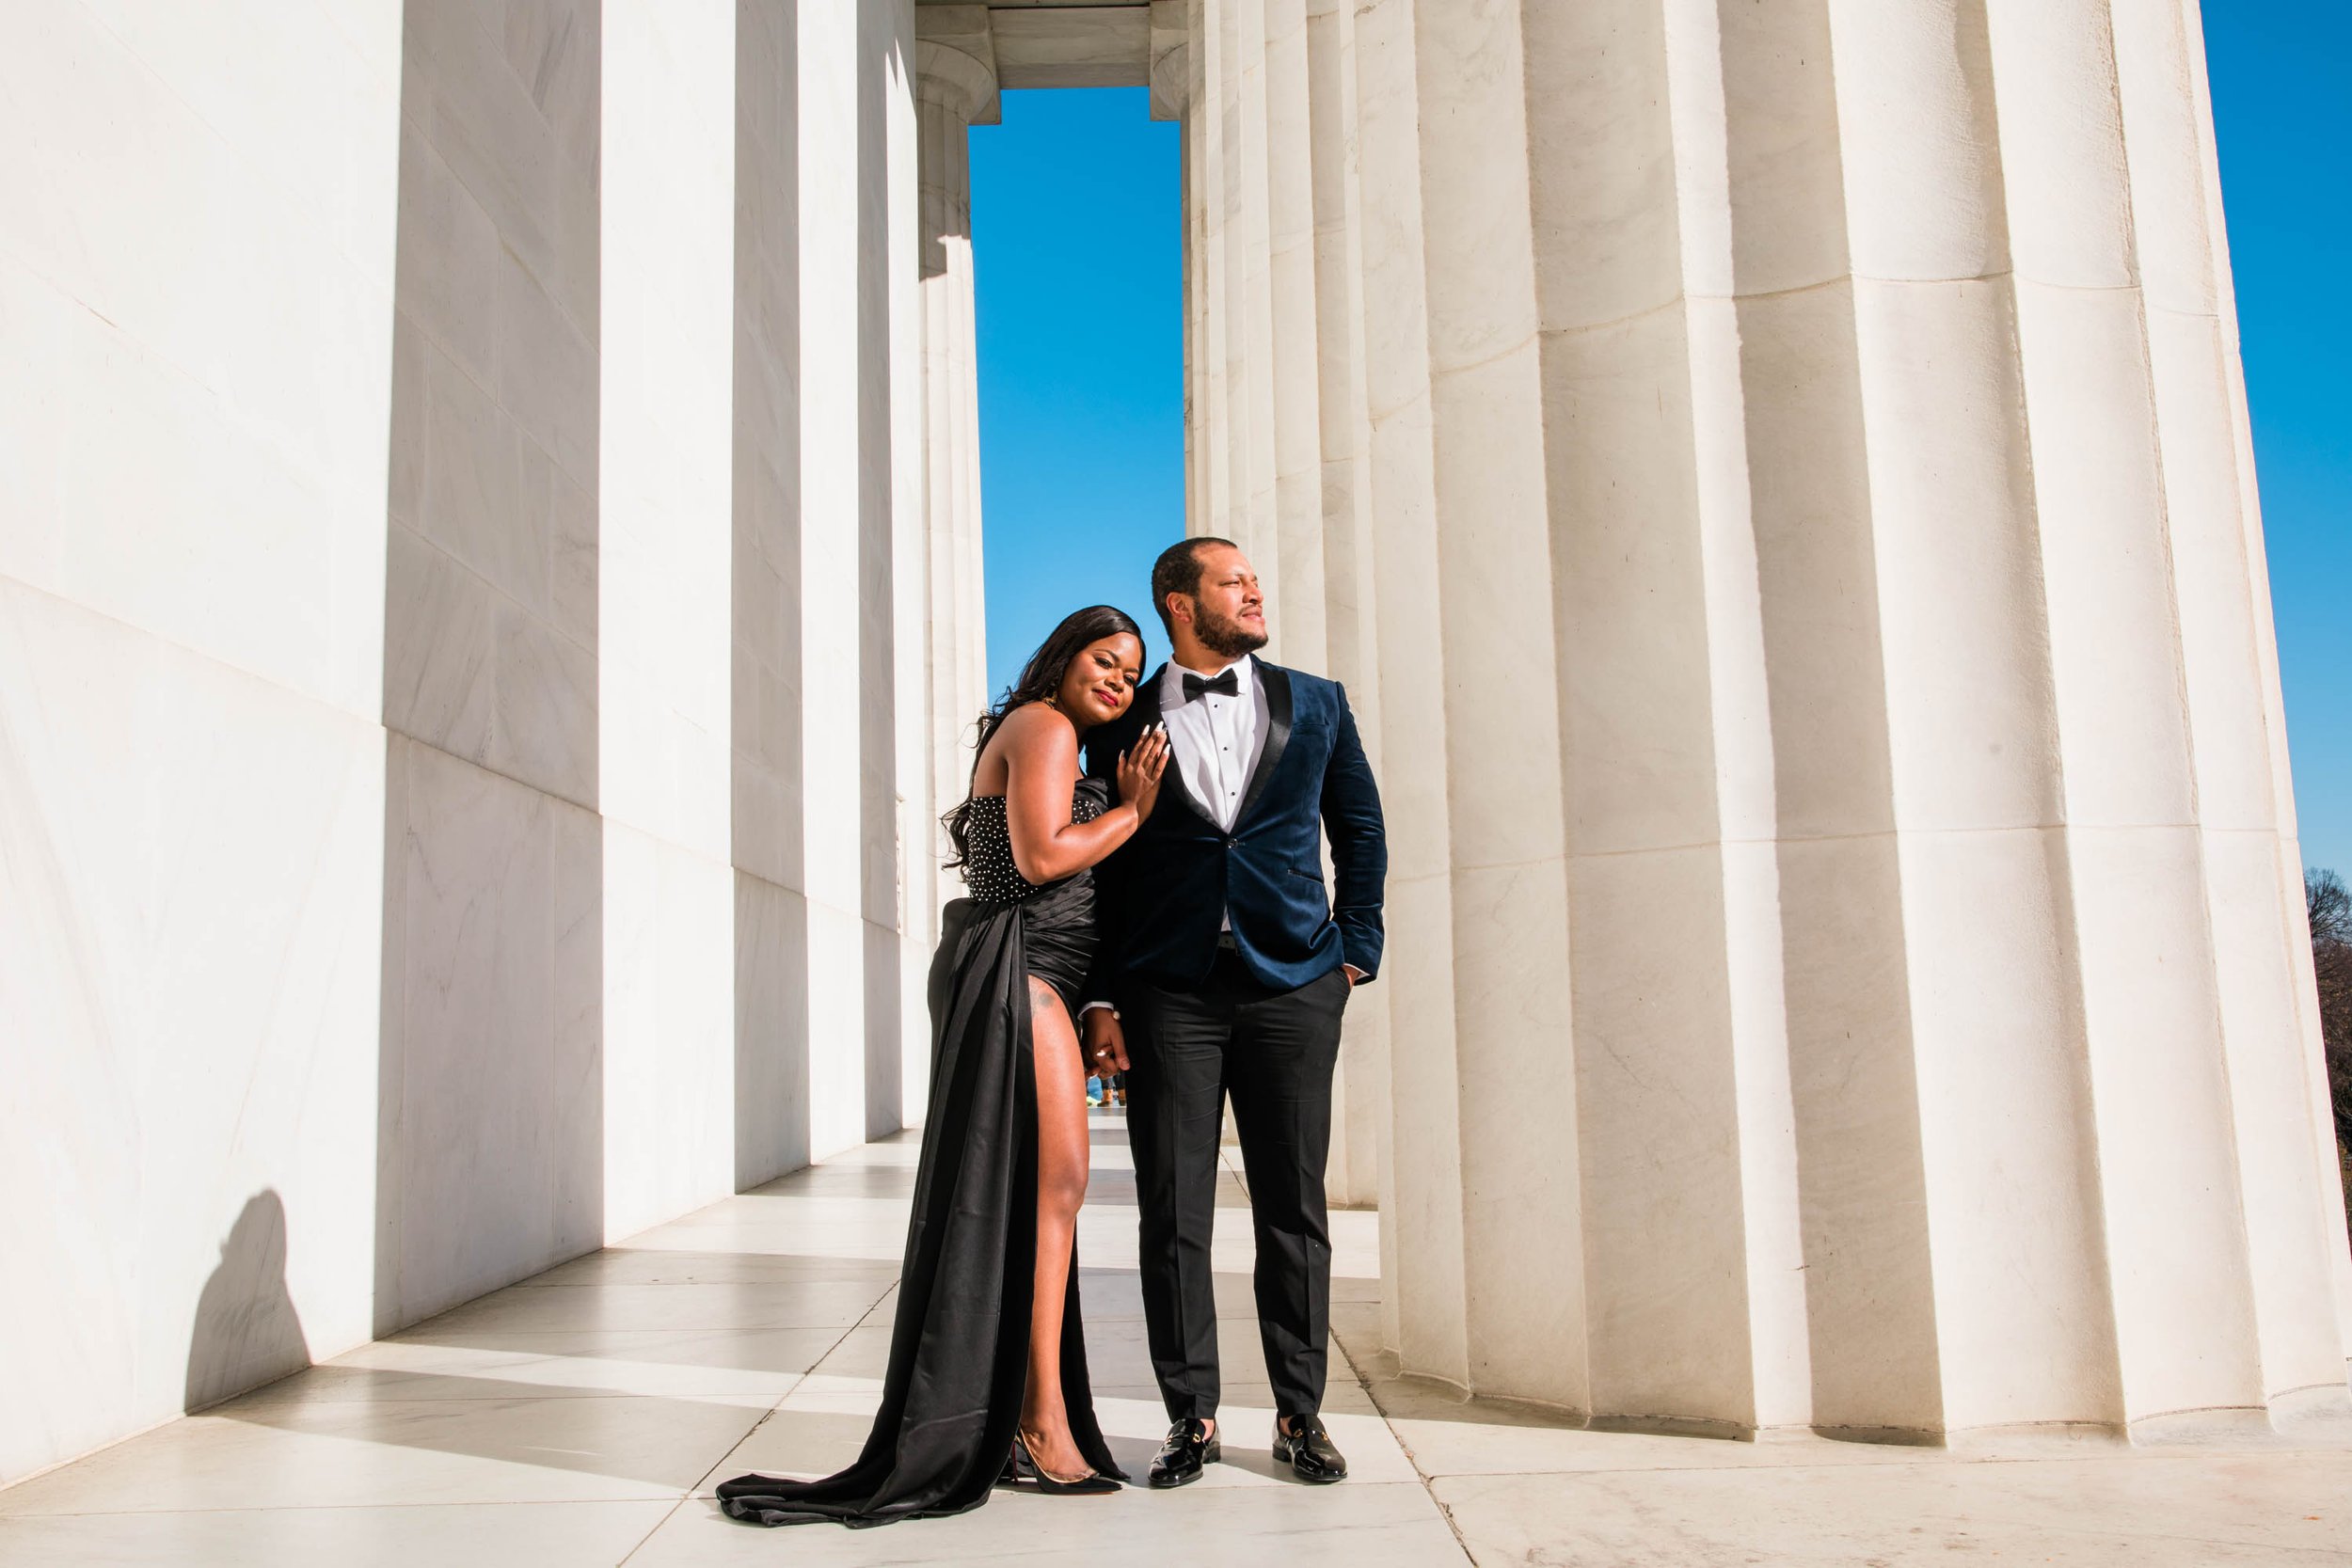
[1193,601,1267,659]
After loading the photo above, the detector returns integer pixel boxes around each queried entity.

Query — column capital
[915,6,999,126]
[1149,0,1188,121]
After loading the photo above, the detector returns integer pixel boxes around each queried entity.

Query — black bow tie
[1182,669,1240,704]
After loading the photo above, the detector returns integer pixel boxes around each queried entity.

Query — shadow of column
[183,1191,310,1414]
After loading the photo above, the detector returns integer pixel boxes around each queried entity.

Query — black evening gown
[717,780,1126,1528]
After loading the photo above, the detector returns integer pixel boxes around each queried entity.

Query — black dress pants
[1121,949,1349,1423]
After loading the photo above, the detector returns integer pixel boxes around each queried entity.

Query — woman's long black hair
[942,604,1146,869]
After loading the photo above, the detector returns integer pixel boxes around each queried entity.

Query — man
[1081,538,1387,1487]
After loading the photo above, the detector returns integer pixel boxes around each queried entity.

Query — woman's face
[1057,632,1145,726]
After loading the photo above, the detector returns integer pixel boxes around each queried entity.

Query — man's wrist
[1079,1000,1118,1018]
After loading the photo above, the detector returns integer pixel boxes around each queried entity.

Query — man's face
[1178,546,1266,659]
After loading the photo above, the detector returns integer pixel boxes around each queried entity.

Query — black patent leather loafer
[1273,1416,1347,1482]
[1147,1418,1220,1488]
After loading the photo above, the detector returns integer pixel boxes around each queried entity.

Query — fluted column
[1661,0,1815,1434]
[1331,0,1594,1405]
[1262,0,1324,673]
[1527,0,1813,1436]
[1152,3,1206,533]
[1209,0,2352,1438]
[2106,0,2352,1407]
[914,12,998,1066]
[1338,0,1468,1378]
[1194,0,1283,608]
[1302,0,1386,1212]
[1188,0,1233,536]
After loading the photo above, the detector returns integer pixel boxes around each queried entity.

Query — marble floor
[3,1116,2349,1566]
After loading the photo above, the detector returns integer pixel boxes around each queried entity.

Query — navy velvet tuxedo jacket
[1082,657,1387,997]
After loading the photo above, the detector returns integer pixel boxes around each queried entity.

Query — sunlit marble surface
[0,1114,1461,1564]
[0,0,400,1489]
[7,1113,2348,1565]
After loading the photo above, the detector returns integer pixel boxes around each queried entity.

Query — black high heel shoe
[1009,1430,1121,1495]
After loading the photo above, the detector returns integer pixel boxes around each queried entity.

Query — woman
[719,606,1169,1527]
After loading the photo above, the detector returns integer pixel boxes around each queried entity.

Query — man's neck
[1171,648,1248,680]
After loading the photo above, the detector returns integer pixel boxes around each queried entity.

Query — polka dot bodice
[961,786,1106,905]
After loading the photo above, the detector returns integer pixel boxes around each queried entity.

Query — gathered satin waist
[959,870,1094,1017]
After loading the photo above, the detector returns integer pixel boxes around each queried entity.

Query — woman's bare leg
[1022,978,1092,1478]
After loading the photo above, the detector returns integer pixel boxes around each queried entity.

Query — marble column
[1152,3,1209,535]
[1188,0,1234,537]
[914,14,998,1102]
[1199,0,1283,600]
[731,0,813,1187]
[600,0,738,1243]
[1302,0,1386,1210]
[1188,0,2352,1437]
[376,0,607,1332]
[884,2,932,1134]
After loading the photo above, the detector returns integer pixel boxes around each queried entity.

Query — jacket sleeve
[1321,682,1388,981]
[1079,723,1132,1007]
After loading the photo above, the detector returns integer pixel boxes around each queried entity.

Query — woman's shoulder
[989,702,1079,760]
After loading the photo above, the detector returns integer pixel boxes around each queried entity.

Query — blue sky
[970,89,1182,693]
[973,41,2348,873]
[2207,8,2351,878]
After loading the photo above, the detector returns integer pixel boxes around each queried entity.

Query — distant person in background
[721,607,1169,1526]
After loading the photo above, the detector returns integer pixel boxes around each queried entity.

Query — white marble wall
[1181,0,2352,1437]
[914,9,997,1130]
[4,0,939,1484]
[0,0,402,1484]
[376,0,606,1333]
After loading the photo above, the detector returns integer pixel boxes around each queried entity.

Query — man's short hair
[1150,536,1237,637]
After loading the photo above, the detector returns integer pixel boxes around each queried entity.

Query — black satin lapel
[1236,658,1293,825]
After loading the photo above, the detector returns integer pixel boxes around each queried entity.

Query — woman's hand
[1118,724,1170,821]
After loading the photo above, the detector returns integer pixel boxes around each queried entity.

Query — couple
[720,536,1388,1528]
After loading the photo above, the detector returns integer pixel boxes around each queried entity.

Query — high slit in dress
[717,779,1125,1527]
